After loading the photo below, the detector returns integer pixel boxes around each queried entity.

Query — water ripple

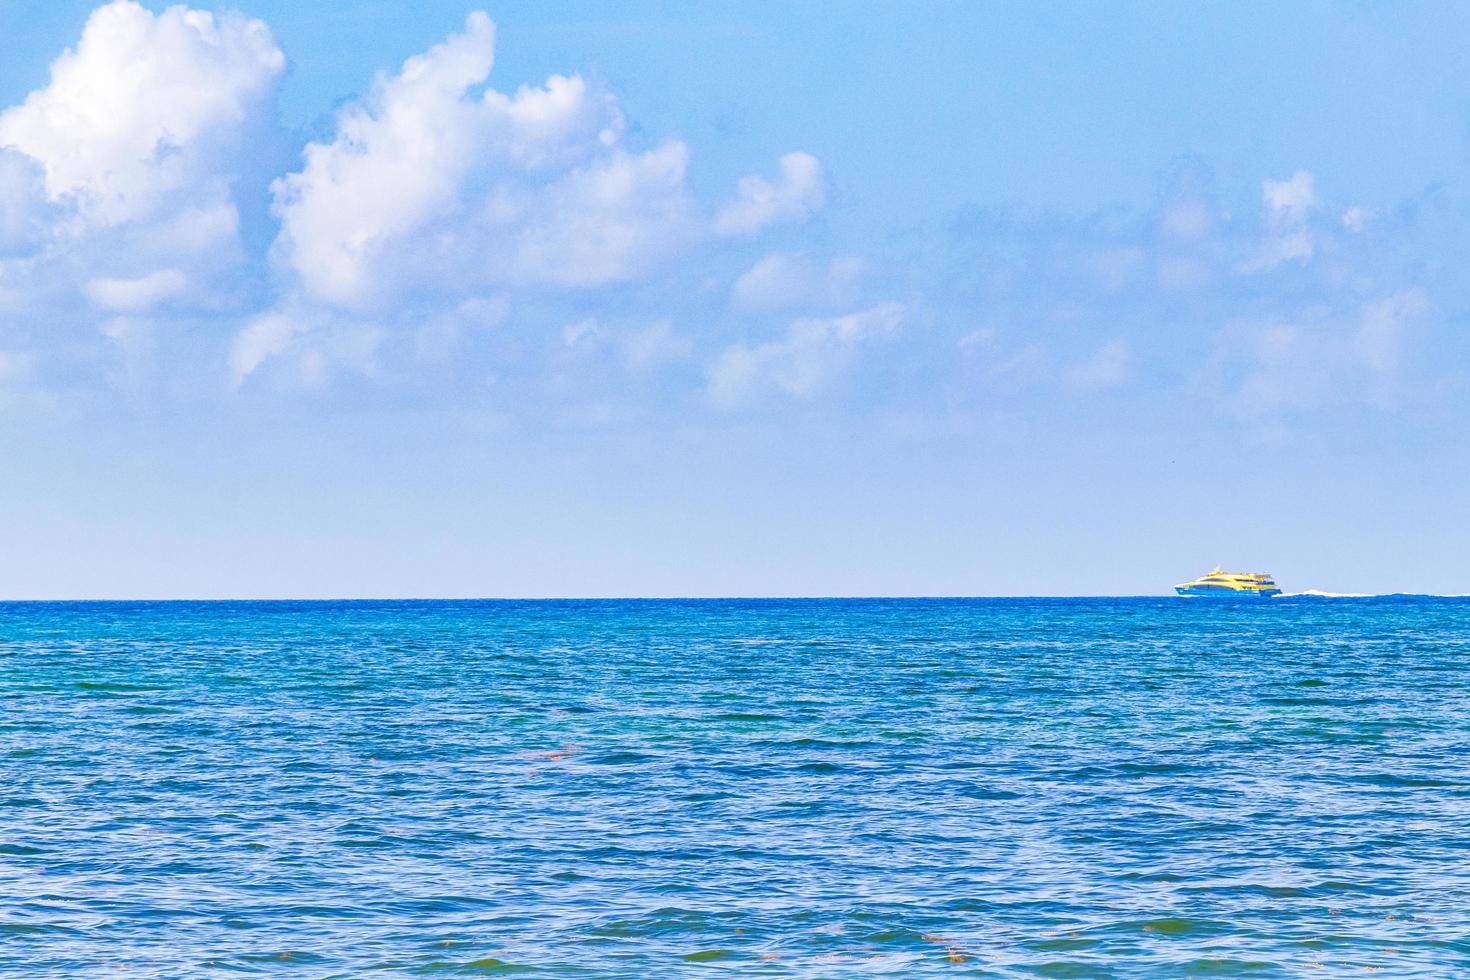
[2,598,1470,976]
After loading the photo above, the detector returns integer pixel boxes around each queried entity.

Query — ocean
[2,597,1469,977]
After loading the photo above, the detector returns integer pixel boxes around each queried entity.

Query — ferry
[1174,566,1281,597]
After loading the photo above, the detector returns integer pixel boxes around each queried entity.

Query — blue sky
[1,0,1468,598]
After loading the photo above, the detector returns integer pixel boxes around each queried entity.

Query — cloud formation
[235,10,831,382]
[0,0,284,322]
[84,269,189,312]
[731,252,867,311]
[269,12,698,309]
[229,310,307,387]
[0,3,836,394]
[0,0,282,230]
[713,151,826,237]
[0,2,1448,434]
[0,150,50,256]
[1245,170,1317,270]
[1201,289,1429,418]
[708,302,905,405]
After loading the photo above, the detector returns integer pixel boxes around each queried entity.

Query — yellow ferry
[1174,566,1281,597]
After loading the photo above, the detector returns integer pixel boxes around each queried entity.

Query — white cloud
[1250,231,1314,269]
[0,0,283,230]
[253,11,828,382]
[1263,171,1316,223]
[84,269,188,312]
[1065,339,1129,392]
[270,11,698,309]
[732,253,810,309]
[1342,206,1378,233]
[1155,159,1217,244]
[1243,170,1319,271]
[509,141,695,287]
[0,0,284,346]
[731,252,867,311]
[958,327,996,352]
[562,317,598,346]
[1158,200,1213,242]
[558,316,691,375]
[411,295,509,366]
[708,302,904,404]
[0,150,50,256]
[954,327,1051,393]
[713,151,825,238]
[230,310,307,387]
[1202,289,1429,417]
[1354,288,1426,379]
[228,310,387,390]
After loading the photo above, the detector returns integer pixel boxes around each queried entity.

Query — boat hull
[1175,586,1281,597]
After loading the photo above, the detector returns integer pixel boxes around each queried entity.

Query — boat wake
[1279,590,1470,598]
[1279,589,1375,598]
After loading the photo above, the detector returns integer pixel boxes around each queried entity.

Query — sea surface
[3,597,1470,977]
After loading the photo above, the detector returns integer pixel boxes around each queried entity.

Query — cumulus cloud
[0,0,283,230]
[0,0,284,346]
[713,151,826,237]
[510,141,694,287]
[250,11,831,385]
[1263,171,1317,222]
[1244,170,1317,271]
[731,252,867,311]
[270,12,699,309]
[0,4,835,399]
[708,302,904,405]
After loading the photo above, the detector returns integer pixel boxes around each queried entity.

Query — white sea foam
[1280,590,1470,598]
[1279,589,1376,598]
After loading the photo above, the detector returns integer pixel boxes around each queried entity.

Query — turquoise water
[3,597,1470,977]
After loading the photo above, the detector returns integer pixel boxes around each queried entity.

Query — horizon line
[0,592,1451,603]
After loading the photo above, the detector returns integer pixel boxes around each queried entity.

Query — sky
[1,0,1468,599]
